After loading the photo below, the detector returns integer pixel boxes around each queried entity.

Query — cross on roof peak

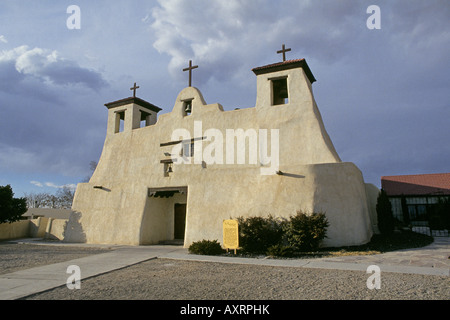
[130,82,140,97]
[183,60,198,87]
[277,44,291,62]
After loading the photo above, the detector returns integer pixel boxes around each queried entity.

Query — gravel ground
[0,242,111,275]
[1,242,448,300]
[23,258,449,300]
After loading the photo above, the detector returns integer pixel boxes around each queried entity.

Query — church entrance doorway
[140,186,188,245]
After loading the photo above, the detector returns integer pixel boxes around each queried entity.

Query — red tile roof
[381,173,450,196]
[252,59,316,84]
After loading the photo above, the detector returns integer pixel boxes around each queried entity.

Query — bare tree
[24,187,75,210]
[55,186,75,209]
[82,160,98,182]
[23,192,51,208]
[45,194,59,209]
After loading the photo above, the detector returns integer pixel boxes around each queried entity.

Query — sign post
[223,219,239,254]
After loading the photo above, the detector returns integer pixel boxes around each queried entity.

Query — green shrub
[236,215,284,254]
[266,244,295,257]
[0,185,27,224]
[429,197,450,230]
[283,211,329,252]
[235,212,329,255]
[188,239,224,255]
[376,189,395,236]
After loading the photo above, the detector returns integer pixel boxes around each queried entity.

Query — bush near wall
[236,211,329,256]
[188,239,225,255]
[236,215,284,254]
[284,211,329,252]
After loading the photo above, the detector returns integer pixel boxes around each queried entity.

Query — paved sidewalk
[161,237,450,276]
[0,237,448,300]
[0,244,176,300]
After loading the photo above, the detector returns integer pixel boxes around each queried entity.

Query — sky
[0,0,449,197]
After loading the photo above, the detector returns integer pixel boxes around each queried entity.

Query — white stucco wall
[64,62,376,248]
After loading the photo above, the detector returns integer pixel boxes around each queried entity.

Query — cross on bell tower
[183,60,198,87]
[277,44,291,62]
[130,82,140,97]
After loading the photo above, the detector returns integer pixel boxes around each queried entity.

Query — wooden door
[174,204,186,240]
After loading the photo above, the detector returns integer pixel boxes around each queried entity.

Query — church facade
[64,55,379,248]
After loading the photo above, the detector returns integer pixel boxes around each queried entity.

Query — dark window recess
[272,78,288,105]
[183,100,193,116]
[140,111,152,128]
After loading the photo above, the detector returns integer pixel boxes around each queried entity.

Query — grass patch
[227,230,435,259]
[316,230,434,257]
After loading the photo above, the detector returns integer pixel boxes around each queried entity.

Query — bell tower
[104,83,162,135]
[252,58,316,108]
[252,45,316,108]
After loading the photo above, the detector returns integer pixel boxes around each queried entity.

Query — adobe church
[64,46,379,248]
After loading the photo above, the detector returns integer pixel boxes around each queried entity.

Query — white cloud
[150,0,450,86]
[45,182,77,190]
[45,182,60,188]
[0,35,7,43]
[30,181,43,187]
[149,0,366,84]
[66,184,77,190]
[29,180,76,191]
[0,45,107,90]
[15,47,52,74]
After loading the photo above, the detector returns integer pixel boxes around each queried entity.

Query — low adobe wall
[0,220,30,241]
[0,218,68,241]
[44,218,68,240]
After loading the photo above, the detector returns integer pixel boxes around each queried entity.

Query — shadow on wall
[45,219,68,240]
[29,217,48,238]
[63,211,86,243]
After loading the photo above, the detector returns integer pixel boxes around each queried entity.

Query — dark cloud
[40,61,107,90]
[0,45,108,179]
[1,0,448,195]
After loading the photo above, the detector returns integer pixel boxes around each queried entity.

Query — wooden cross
[277,44,291,62]
[183,60,198,87]
[130,82,140,97]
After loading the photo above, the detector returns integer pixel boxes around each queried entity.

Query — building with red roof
[381,173,450,235]
[382,173,450,197]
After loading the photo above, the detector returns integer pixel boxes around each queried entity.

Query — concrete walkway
[0,237,448,300]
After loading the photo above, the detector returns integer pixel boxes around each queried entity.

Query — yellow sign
[223,219,239,252]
